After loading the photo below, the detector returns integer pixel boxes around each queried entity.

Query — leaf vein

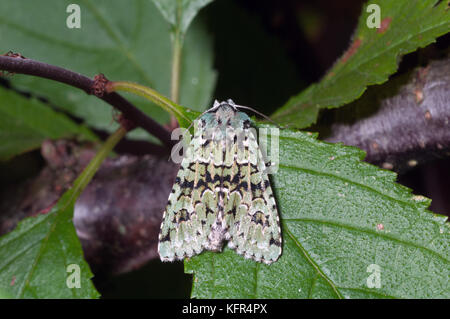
[285,227,344,299]
[285,218,448,262]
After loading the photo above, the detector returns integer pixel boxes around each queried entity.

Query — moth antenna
[234,104,282,128]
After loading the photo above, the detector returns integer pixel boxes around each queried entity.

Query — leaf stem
[171,30,182,104]
[108,81,191,124]
[70,126,127,202]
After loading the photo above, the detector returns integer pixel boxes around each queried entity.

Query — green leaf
[0,0,216,138]
[0,188,99,298]
[185,128,449,298]
[0,287,13,299]
[0,126,126,298]
[272,0,450,128]
[152,0,214,34]
[0,87,96,161]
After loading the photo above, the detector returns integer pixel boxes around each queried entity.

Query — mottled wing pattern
[224,126,282,264]
[159,101,282,264]
[158,120,222,261]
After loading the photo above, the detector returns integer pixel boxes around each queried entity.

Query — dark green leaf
[185,128,449,298]
[0,87,96,161]
[0,120,124,298]
[272,0,450,128]
[0,188,99,298]
[0,0,216,139]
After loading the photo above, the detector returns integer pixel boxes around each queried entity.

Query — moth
[158,99,282,264]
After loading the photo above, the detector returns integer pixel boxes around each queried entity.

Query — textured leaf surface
[272,0,450,128]
[0,188,99,298]
[0,87,96,161]
[0,0,215,138]
[0,287,13,298]
[185,128,449,298]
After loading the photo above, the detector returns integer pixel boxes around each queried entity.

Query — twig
[322,57,450,173]
[0,55,174,148]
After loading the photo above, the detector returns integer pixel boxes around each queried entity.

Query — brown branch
[0,55,174,148]
[321,56,450,173]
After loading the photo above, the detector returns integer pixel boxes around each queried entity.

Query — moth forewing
[226,126,282,264]
[258,127,280,175]
[158,101,282,264]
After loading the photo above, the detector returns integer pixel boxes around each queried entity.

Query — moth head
[214,103,237,123]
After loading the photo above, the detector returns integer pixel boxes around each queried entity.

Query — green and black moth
[158,100,282,264]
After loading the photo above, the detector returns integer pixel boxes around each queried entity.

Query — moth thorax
[215,105,236,123]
